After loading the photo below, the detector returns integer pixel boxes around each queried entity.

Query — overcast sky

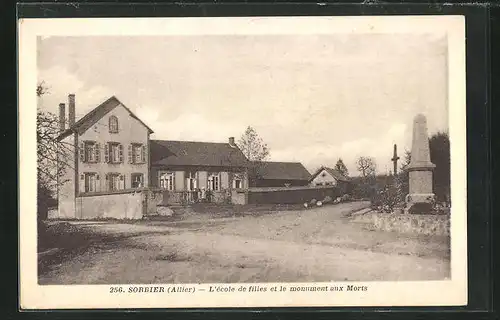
[37,34,448,175]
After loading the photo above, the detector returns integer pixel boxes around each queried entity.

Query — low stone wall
[352,212,450,236]
[75,190,145,220]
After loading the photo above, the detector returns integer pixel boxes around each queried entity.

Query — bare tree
[356,156,376,178]
[237,126,270,161]
[37,82,74,219]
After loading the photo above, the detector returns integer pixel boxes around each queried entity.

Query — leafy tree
[237,126,270,161]
[334,158,349,177]
[237,126,270,187]
[397,149,411,197]
[429,131,450,204]
[400,149,411,172]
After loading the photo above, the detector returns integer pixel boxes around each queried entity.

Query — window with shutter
[128,145,133,164]
[95,174,100,192]
[186,171,197,191]
[208,172,220,191]
[85,142,96,163]
[118,144,124,163]
[79,142,85,162]
[104,143,109,163]
[108,173,120,191]
[133,144,142,164]
[159,172,175,190]
[108,142,120,163]
[119,174,125,190]
[95,143,100,162]
[84,173,97,193]
[141,145,146,163]
[79,174,85,193]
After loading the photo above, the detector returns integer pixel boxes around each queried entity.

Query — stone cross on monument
[405,114,436,213]
[391,144,400,176]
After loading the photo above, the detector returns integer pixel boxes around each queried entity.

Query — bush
[323,196,333,204]
[309,198,317,205]
[341,194,351,202]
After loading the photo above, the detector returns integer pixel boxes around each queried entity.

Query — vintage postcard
[19,16,467,309]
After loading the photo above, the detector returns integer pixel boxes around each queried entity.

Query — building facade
[150,138,249,205]
[309,166,350,187]
[56,95,153,219]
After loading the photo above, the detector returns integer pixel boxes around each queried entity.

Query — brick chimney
[68,94,76,127]
[228,137,236,147]
[58,103,66,132]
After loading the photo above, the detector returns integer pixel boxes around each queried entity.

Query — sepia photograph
[19,16,467,308]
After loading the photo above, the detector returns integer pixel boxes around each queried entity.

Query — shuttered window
[130,143,146,164]
[159,172,175,191]
[83,173,99,193]
[186,171,197,191]
[208,173,220,191]
[105,142,123,163]
[79,141,99,163]
[106,173,125,191]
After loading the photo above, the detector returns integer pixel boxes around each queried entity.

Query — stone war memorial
[405,113,436,214]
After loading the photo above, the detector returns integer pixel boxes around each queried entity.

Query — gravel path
[39,202,450,284]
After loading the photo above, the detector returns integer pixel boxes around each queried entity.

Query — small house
[309,166,350,187]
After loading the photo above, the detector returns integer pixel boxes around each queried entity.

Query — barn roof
[56,95,154,140]
[252,161,312,181]
[150,140,249,168]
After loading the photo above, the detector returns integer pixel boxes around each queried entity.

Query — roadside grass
[38,221,134,277]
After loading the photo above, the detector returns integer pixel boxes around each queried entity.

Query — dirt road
[39,202,450,284]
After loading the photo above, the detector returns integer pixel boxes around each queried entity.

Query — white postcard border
[19,16,467,309]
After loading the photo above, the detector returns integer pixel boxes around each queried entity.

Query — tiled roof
[150,140,249,168]
[57,96,153,140]
[252,161,312,181]
[310,166,350,182]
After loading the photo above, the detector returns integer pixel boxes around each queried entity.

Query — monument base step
[405,193,435,204]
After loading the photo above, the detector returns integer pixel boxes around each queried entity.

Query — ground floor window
[83,172,99,193]
[132,173,144,188]
[232,173,243,189]
[159,171,175,190]
[208,172,220,191]
[186,171,197,191]
[107,173,124,191]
